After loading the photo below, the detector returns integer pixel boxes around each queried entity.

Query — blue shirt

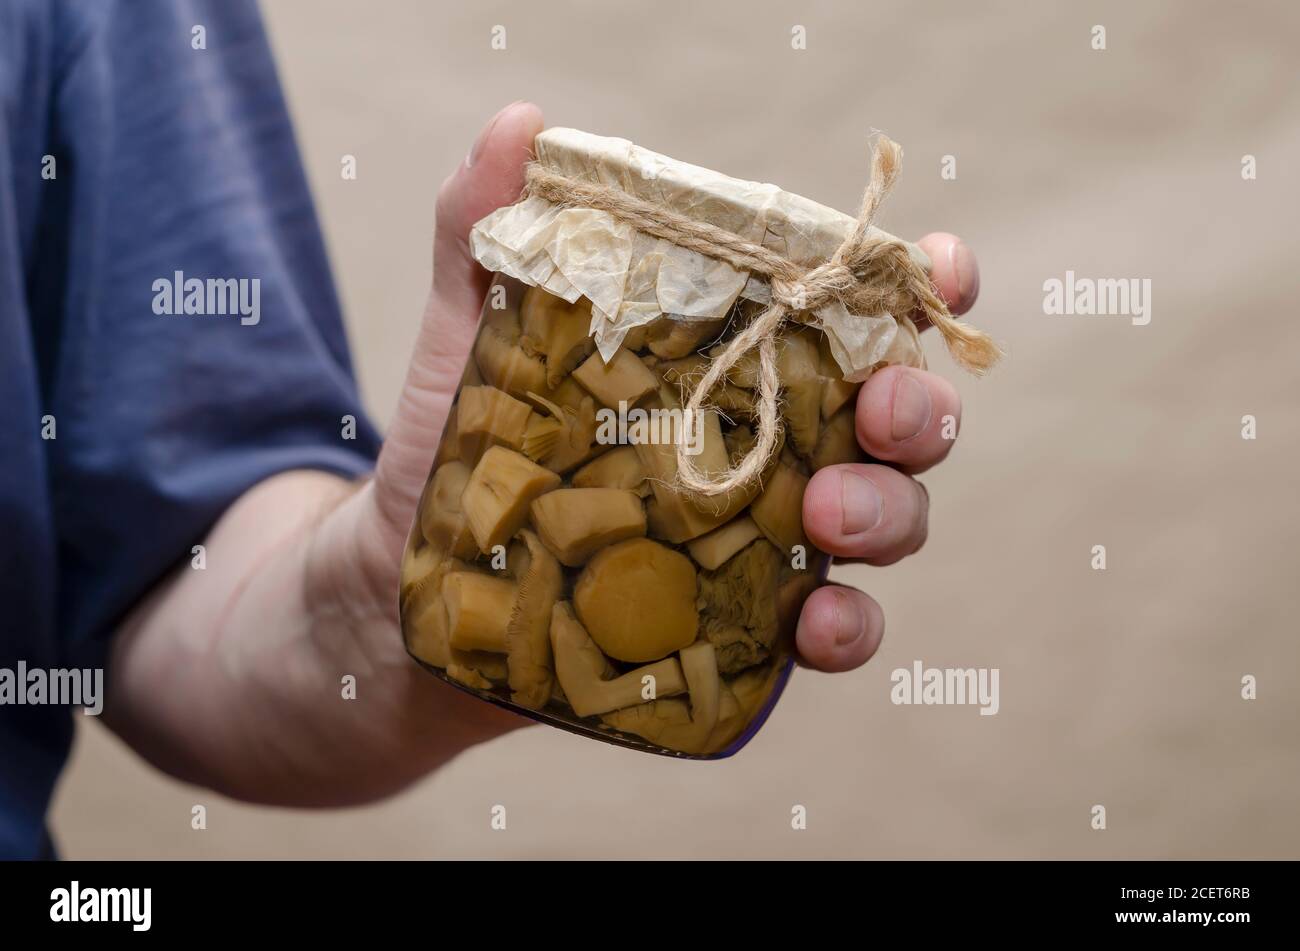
[0,0,381,857]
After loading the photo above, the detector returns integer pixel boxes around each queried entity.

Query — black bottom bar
[0,859,1282,938]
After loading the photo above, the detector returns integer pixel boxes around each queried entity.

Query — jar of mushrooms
[399,128,943,757]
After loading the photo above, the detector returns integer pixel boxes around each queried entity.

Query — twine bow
[524,135,1000,497]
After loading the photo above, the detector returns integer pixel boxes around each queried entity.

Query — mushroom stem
[505,530,564,709]
[550,602,688,718]
[601,640,721,754]
[461,446,562,552]
[530,488,647,566]
[443,571,518,652]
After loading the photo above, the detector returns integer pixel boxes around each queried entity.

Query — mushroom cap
[574,538,698,663]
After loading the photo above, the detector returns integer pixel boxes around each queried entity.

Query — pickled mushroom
[636,411,761,544]
[433,404,459,467]
[653,377,682,411]
[655,353,708,387]
[543,376,591,413]
[706,665,781,751]
[697,539,782,674]
[461,446,562,552]
[809,406,865,472]
[549,602,688,718]
[724,423,757,461]
[406,594,452,669]
[400,541,444,612]
[402,549,467,669]
[777,568,821,636]
[707,683,742,751]
[645,497,726,546]
[442,571,517,652]
[817,333,859,419]
[749,461,810,554]
[473,307,550,399]
[731,663,781,713]
[572,347,658,408]
[621,323,650,352]
[716,345,761,388]
[601,641,721,754]
[709,330,822,452]
[504,530,563,709]
[571,446,651,497]
[776,331,823,456]
[455,385,533,464]
[574,538,698,663]
[418,461,480,560]
[519,287,596,388]
[521,409,561,462]
[460,353,484,389]
[550,676,568,707]
[446,664,494,690]
[713,384,758,417]
[686,515,763,571]
[520,392,603,474]
[646,316,726,359]
[685,409,731,480]
[821,376,858,420]
[784,380,823,457]
[530,488,647,566]
[656,354,755,418]
[448,648,508,683]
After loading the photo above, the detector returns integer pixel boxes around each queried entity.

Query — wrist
[305,477,400,624]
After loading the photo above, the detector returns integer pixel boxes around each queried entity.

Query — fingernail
[840,470,884,535]
[890,371,932,442]
[467,102,518,168]
[952,239,978,310]
[834,591,866,646]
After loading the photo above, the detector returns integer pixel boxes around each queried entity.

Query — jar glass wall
[398,276,857,758]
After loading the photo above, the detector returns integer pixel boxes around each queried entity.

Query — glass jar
[399,275,866,757]
[397,128,932,758]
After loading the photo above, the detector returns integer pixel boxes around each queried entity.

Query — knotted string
[524,135,1000,496]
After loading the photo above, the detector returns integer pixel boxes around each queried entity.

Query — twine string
[524,135,1000,496]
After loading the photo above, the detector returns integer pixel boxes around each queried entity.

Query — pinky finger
[795,585,885,673]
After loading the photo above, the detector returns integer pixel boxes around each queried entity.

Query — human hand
[361,102,982,681]
[795,230,979,670]
[107,103,980,801]
[104,104,550,803]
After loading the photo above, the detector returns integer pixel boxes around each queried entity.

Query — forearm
[104,469,518,807]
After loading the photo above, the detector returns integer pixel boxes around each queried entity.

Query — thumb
[432,101,546,321]
[372,101,545,554]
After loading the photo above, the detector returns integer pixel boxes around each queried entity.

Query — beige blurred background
[51,0,1300,858]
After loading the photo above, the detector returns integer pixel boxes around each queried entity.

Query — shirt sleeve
[34,0,382,667]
